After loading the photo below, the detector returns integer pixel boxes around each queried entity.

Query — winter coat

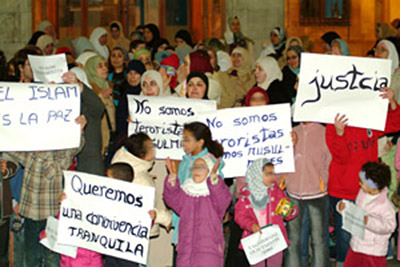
[326,103,400,200]
[234,181,297,249]
[337,188,396,256]
[285,123,331,199]
[163,175,232,267]
[111,147,172,237]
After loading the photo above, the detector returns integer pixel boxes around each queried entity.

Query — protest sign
[342,200,366,239]
[293,53,391,131]
[128,96,216,159]
[40,216,78,258]
[241,224,287,265]
[0,82,81,151]
[197,104,294,177]
[58,171,155,265]
[28,54,69,83]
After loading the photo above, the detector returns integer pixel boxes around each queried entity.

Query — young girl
[170,122,225,262]
[111,133,172,238]
[163,156,232,266]
[235,158,297,267]
[338,162,396,267]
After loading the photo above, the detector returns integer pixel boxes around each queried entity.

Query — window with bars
[300,0,350,26]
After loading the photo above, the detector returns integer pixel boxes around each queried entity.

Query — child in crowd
[170,122,225,262]
[235,159,297,267]
[163,156,232,266]
[338,162,396,267]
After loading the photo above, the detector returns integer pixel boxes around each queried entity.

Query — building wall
[0,0,32,60]
[226,0,285,58]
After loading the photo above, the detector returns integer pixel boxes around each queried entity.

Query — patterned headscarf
[245,158,271,210]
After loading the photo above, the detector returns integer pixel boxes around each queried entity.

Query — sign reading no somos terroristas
[28,54,69,83]
[0,82,81,151]
[197,104,294,177]
[293,53,391,131]
[58,171,155,265]
[128,96,217,159]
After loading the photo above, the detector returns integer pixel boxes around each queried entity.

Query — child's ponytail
[184,122,224,158]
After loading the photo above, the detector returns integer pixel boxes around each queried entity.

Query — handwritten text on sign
[241,224,288,265]
[198,104,294,177]
[58,171,155,265]
[293,53,391,131]
[28,54,69,83]
[128,96,216,159]
[0,82,81,151]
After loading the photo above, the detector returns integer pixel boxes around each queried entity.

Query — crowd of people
[1,15,400,267]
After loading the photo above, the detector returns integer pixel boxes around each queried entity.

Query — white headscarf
[216,51,232,72]
[181,156,215,197]
[70,67,92,89]
[76,51,97,67]
[378,40,399,75]
[90,27,109,60]
[256,56,283,90]
[140,70,171,96]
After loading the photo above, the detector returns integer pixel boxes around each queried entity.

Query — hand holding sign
[380,87,397,109]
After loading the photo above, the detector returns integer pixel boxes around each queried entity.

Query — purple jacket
[234,181,297,249]
[163,175,232,267]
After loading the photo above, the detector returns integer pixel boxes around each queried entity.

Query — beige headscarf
[230,47,252,77]
[37,20,52,32]
[36,35,54,54]
[107,21,130,51]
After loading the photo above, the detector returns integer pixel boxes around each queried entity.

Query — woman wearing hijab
[107,21,130,51]
[321,31,341,53]
[90,27,110,60]
[282,45,303,104]
[223,47,255,107]
[28,31,45,46]
[84,55,116,156]
[331,38,350,56]
[175,29,194,48]
[73,37,95,57]
[143,23,161,52]
[36,35,55,55]
[185,72,209,99]
[140,70,171,97]
[375,39,400,103]
[255,56,289,104]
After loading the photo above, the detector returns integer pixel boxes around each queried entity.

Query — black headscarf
[175,30,194,47]
[144,23,161,51]
[186,72,209,100]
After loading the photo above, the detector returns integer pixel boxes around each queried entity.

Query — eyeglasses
[190,165,209,172]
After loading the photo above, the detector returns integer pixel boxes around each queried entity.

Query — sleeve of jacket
[163,176,185,216]
[365,202,396,235]
[234,193,257,232]
[154,207,172,228]
[326,124,351,165]
[208,175,232,220]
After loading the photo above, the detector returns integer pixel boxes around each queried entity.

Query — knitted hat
[127,59,146,75]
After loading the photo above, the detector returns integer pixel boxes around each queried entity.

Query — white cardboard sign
[293,53,391,131]
[58,171,155,265]
[28,54,69,83]
[0,82,81,151]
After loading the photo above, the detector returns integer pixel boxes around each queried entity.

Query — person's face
[262,165,275,186]
[19,59,33,81]
[127,70,141,86]
[142,76,160,96]
[230,18,241,33]
[374,43,389,59]
[99,34,108,46]
[44,25,56,39]
[270,31,280,45]
[287,50,299,69]
[289,39,300,47]
[207,50,217,69]
[44,43,54,55]
[187,77,207,99]
[157,43,168,52]
[111,27,120,39]
[231,52,244,68]
[182,129,204,155]
[175,37,186,47]
[254,63,267,84]
[110,49,125,69]
[331,41,341,55]
[143,139,156,161]
[144,28,153,42]
[96,60,108,79]
[138,54,151,67]
[191,158,209,184]
[249,92,267,106]
[322,42,331,52]
[66,54,76,64]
